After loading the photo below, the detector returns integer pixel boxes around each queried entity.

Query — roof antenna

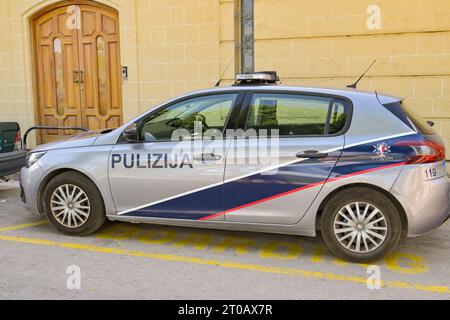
[215,54,235,87]
[347,60,376,89]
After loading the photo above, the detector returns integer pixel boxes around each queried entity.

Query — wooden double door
[33,2,123,143]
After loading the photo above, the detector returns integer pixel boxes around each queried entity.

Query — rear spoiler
[375,91,403,105]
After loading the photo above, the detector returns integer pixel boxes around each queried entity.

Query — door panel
[34,7,82,143]
[108,93,241,220]
[33,3,122,144]
[109,140,228,220]
[224,137,344,224]
[78,5,122,131]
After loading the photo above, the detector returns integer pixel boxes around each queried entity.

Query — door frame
[29,0,123,144]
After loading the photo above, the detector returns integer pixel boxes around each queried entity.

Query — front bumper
[20,165,43,215]
[392,163,450,237]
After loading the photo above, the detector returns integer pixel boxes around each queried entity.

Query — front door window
[140,94,237,142]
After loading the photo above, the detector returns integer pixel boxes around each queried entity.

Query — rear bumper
[0,150,27,177]
[20,165,42,215]
[391,162,450,237]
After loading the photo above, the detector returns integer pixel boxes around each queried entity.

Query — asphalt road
[0,180,449,300]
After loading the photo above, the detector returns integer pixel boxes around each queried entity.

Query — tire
[320,186,402,263]
[43,171,106,236]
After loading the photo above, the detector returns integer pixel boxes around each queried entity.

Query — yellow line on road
[0,221,47,233]
[0,234,448,295]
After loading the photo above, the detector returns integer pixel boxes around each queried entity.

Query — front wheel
[43,171,106,236]
[320,187,402,263]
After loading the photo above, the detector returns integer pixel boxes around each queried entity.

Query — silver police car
[20,72,450,262]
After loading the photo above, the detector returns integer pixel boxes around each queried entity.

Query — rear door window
[245,93,349,136]
[328,100,348,134]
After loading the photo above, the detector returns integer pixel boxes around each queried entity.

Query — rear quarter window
[382,101,436,135]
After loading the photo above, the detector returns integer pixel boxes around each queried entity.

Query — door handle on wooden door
[79,70,84,84]
[73,70,79,83]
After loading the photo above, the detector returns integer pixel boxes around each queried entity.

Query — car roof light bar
[234,71,280,85]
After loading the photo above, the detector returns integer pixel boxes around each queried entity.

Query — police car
[20,72,450,262]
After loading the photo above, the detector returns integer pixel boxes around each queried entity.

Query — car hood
[30,130,105,152]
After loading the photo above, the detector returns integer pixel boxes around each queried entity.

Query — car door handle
[193,153,222,162]
[296,150,328,159]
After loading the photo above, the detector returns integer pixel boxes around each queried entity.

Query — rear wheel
[43,171,106,236]
[320,187,402,262]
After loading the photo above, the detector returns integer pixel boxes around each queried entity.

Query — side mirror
[122,123,139,142]
[427,120,435,127]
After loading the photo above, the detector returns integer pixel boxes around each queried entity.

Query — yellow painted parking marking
[385,252,430,275]
[213,236,257,255]
[259,241,302,259]
[333,258,349,267]
[0,234,448,295]
[2,222,432,276]
[0,221,47,233]
[310,245,326,263]
[98,224,431,275]
[172,233,213,250]
[138,229,177,245]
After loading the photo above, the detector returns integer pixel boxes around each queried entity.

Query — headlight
[26,151,46,168]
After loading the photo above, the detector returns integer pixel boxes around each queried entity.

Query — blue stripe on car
[122,135,420,220]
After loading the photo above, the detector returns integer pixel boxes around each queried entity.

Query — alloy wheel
[333,202,388,253]
[50,184,91,228]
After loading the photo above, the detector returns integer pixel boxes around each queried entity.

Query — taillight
[396,139,446,164]
[14,131,22,151]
